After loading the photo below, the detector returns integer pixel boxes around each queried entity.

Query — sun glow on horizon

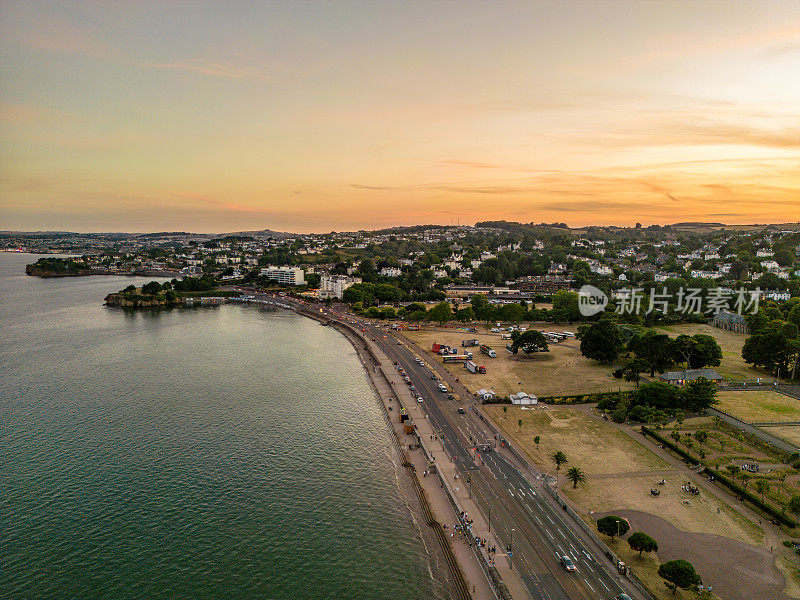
[1,1,800,233]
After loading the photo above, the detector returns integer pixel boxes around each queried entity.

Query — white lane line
[546,515,554,524]
[599,578,610,591]
[558,529,567,539]
[534,515,542,525]
[583,578,595,593]
[546,531,554,539]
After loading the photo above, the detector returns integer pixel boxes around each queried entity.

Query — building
[510,392,538,405]
[380,266,402,277]
[260,266,305,285]
[659,369,723,387]
[514,276,573,295]
[319,274,361,299]
[712,310,749,334]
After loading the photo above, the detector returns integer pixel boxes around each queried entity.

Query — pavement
[355,320,648,600]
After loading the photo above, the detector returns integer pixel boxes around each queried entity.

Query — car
[447,393,454,400]
[431,374,437,380]
[438,384,447,392]
[417,397,424,403]
[457,408,466,414]
[393,361,399,365]
[396,341,401,345]
[559,556,576,572]
[614,595,633,600]
[410,385,416,392]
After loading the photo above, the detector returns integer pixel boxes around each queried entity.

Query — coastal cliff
[104,293,175,309]
[26,257,93,278]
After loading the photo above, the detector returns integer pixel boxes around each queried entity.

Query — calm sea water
[0,253,445,600]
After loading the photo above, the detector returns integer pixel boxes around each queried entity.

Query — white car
[417,397,424,403]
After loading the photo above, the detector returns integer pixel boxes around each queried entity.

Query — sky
[1,0,800,234]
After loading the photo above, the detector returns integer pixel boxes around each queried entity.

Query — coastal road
[350,317,646,600]
[236,294,646,600]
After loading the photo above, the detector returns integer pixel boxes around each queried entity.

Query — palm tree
[518,418,523,431]
[533,435,540,450]
[552,450,568,487]
[566,466,586,488]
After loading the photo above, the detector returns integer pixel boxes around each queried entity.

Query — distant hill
[221,228,294,239]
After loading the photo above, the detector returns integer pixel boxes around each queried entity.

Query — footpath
[335,321,534,600]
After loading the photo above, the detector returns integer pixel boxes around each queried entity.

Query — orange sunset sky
[1,1,799,233]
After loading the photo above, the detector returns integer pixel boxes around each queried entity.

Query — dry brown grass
[655,323,759,381]
[769,427,800,447]
[716,390,800,423]
[404,326,635,397]
[484,405,764,545]
[484,404,666,475]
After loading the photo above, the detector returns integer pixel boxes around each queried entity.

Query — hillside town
[10,222,800,306]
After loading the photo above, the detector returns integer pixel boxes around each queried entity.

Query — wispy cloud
[142,59,290,81]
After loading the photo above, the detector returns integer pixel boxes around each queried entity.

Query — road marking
[546,531,554,539]
[583,578,595,592]
[558,529,566,539]
[599,578,610,591]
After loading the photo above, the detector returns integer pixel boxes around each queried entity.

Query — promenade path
[342,325,534,600]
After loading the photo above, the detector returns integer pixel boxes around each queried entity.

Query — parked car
[615,595,633,600]
[458,408,466,414]
[560,556,576,572]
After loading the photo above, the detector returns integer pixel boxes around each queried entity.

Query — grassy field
[483,405,666,474]
[769,426,800,446]
[716,390,800,423]
[484,405,764,545]
[404,326,635,397]
[655,323,759,381]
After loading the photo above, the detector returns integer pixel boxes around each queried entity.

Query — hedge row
[641,427,797,528]
[640,426,700,464]
[538,390,632,405]
[705,468,797,527]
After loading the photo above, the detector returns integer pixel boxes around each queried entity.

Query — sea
[0,253,446,600]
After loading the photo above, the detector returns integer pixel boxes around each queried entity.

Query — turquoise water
[0,253,445,600]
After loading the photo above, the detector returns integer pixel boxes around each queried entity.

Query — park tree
[623,358,649,388]
[689,334,723,369]
[552,290,581,322]
[755,479,770,500]
[577,319,624,364]
[498,302,527,322]
[789,495,800,516]
[633,382,682,410]
[681,377,718,412]
[627,531,658,557]
[726,465,740,482]
[552,450,568,481]
[694,430,708,445]
[740,473,750,489]
[511,330,549,354]
[518,418,523,431]
[629,330,674,375]
[455,306,474,322]
[533,435,540,450]
[658,559,701,594]
[566,466,586,488]
[670,334,723,369]
[597,515,629,540]
[141,281,163,295]
[428,302,454,325]
[743,320,800,377]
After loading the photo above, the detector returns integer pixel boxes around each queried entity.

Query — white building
[260,266,305,285]
[380,266,402,277]
[319,274,362,299]
[510,392,537,405]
